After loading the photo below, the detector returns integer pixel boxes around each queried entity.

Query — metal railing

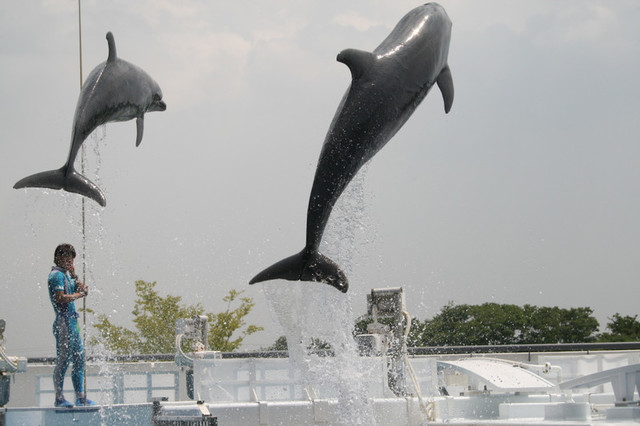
[408,342,640,356]
[34,369,179,406]
[26,341,640,364]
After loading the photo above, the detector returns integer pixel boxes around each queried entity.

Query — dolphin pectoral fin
[136,116,144,147]
[337,48,375,80]
[436,64,454,113]
[250,249,349,293]
[14,167,106,206]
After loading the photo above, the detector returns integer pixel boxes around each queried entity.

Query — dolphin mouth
[154,100,167,111]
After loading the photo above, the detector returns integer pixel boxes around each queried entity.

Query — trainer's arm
[53,289,87,304]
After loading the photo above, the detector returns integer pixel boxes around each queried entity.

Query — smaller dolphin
[14,32,166,207]
[250,3,453,293]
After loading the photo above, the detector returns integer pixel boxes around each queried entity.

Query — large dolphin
[250,3,454,293]
[14,32,166,207]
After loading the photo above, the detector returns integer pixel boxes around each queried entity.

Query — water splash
[264,165,378,425]
[68,125,121,406]
[323,163,376,272]
[79,125,128,410]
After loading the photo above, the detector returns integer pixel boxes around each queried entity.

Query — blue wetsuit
[48,267,85,401]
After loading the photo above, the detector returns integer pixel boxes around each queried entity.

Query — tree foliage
[207,289,264,352]
[598,314,640,342]
[264,336,289,351]
[262,336,331,351]
[91,280,263,355]
[397,302,599,347]
[519,305,599,344]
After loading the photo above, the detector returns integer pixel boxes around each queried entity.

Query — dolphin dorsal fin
[436,64,454,113]
[337,49,374,80]
[106,32,117,63]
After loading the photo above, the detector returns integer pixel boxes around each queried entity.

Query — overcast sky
[1,1,639,357]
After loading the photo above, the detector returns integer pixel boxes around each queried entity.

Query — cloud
[132,2,315,109]
[158,29,252,107]
[251,10,308,43]
[3,0,640,356]
[554,4,615,43]
[523,3,622,51]
[332,12,382,32]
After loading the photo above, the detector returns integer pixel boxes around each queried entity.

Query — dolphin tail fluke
[436,64,454,113]
[249,249,349,293]
[64,170,107,206]
[14,167,107,207]
[249,251,307,283]
[301,251,349,293]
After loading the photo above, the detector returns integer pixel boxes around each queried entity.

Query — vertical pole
[78,0,88,403]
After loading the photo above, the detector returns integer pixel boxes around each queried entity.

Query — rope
[402,310,435,421]
[77,0,88,402]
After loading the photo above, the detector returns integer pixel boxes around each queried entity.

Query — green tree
[92,318,141,354]
[598,314,640,342]
[92,280,263,355]
[264,336,288,351]
[132,280,204,354]
[263,336,331,351]
[410,303,526,346]
[354,315,412,346]
[397,302,599,347]
[519,305,599,344]
[207,289,263,352]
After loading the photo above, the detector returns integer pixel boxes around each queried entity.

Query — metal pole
[78,0,88,403]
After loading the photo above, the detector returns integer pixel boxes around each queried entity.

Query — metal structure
[0,320,28,408]
[175,316,221,400]
[152,398,218,426]
[359,287,410,396]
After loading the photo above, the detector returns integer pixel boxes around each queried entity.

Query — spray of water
[264,164,379,425]
[61,125,124,410]
[79,126,127,410]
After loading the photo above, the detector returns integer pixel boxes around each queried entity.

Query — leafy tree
[409,303,526,346]
[354,315,414,348]
[91,280,263,355]
[264,336,289,351]
[132,280,203,354]
[207,289,264,352]
[598,314,640,342]
[519,305,599,344]
[263,336,331,351]
[394,302,599,347]
[92,317,141,354]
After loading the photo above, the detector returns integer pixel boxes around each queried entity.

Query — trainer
[48,243,96,407]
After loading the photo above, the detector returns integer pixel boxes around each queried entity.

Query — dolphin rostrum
[14,32,166,207]
[250,3,454,292]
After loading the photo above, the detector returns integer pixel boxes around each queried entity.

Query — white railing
[8,361,188,408]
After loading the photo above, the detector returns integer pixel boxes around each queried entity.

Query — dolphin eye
[153,93,162,101]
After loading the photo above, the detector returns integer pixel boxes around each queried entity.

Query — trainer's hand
[78,282,89,297]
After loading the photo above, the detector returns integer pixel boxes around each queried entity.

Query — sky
[1,0,639,357]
